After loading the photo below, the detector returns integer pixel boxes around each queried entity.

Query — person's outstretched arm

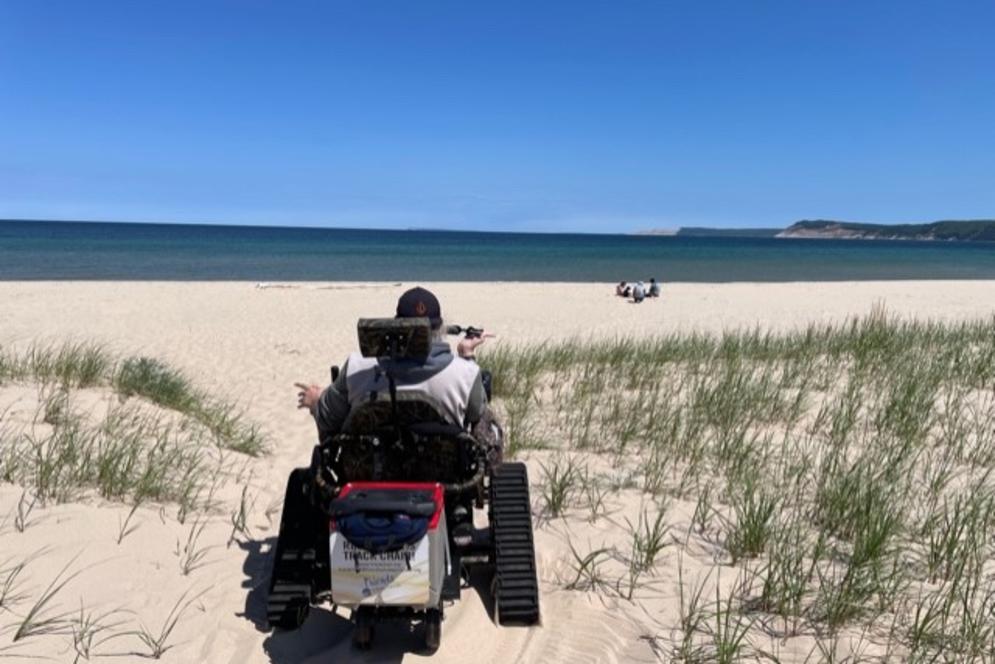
[456,330,495,361]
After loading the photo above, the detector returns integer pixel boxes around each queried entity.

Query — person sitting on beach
[632,281,646,303]
[648,278,661,298]
[616,281,629,297]
[295,286,505,464]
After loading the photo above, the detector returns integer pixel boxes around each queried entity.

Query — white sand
[1,280,993,663]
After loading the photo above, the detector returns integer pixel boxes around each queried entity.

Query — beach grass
[11,555,83,642]
[1,343,265,457]
[487,310,995,659]
[0,343,266,511]
[126,588,205,659]
[3,311,993,660]
[115,357,265,456]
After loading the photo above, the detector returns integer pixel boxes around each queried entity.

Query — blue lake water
[1,220,993,281]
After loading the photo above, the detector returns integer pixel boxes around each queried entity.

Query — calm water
[2,220,994,281]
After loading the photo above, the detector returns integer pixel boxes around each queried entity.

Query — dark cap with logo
[395,287,442,329]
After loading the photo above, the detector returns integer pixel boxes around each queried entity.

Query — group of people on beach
[616,278,660,303]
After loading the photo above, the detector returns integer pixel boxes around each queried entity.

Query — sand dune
[1,280,994,663]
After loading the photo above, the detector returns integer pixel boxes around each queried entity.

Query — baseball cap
[395,287,442,329]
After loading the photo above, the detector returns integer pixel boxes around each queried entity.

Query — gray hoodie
[314,341,486,440]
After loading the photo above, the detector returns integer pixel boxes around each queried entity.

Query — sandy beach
[2,280,995,664]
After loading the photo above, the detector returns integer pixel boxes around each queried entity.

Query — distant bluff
[777,219,995,242]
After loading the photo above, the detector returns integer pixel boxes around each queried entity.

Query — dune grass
[0,343,266,513]
[487,310,995,660]
[0,343,114,390]
[1,343,264,457]
[125,588,205,659]
[1,344,252,658]
[11,555,83,642]
[114,357,264,455]
[1,392,211,509]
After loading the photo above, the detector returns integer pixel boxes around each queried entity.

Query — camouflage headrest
[357,317,432,361]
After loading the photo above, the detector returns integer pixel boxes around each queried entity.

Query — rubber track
[490,462,540,625]
[267,469,316,630]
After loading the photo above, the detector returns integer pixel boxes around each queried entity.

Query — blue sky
[2,1,993,233]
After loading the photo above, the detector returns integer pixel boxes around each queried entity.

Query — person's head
[650,278,656,283]
[396,286,443,335]
[620,281,627,286]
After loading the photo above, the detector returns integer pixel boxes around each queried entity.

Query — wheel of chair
[352,607,374,650]
[489,463,541,626]
[272,598,309,631]
[424,607,442,652]
[266,468,317,632]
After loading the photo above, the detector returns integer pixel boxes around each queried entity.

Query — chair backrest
[343,393,453,436]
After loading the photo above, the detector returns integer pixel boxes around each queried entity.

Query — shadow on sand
[239,536,495,663]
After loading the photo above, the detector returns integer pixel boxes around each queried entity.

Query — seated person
[648,278,661,297]
[632,281,646,303]
[295,286,504,463]
[615,281,628,297]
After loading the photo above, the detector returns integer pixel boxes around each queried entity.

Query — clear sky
[2,1,993,233]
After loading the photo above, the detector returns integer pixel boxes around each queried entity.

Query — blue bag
[336,511,429,554]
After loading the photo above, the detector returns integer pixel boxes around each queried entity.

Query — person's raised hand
[457,332,495,359]
[295,382,322,414]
